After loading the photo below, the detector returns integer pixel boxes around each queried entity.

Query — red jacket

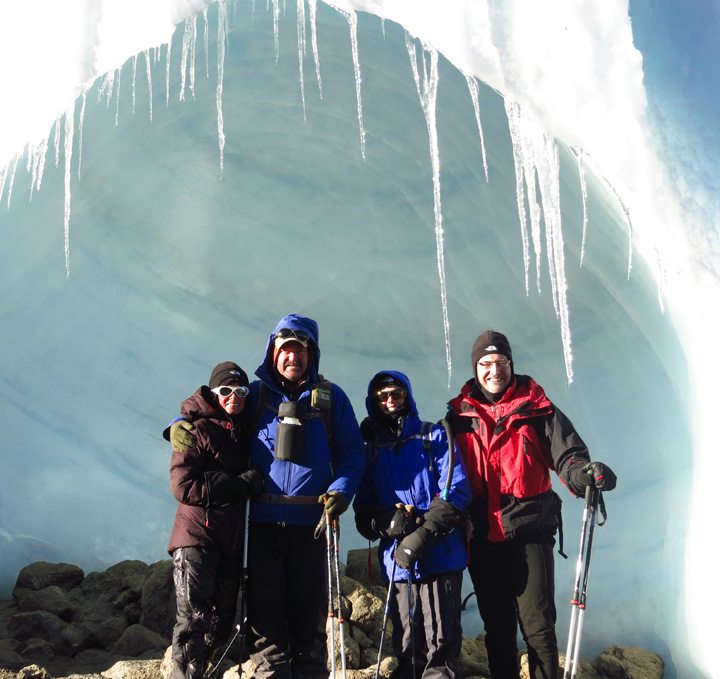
[447,375,589,542]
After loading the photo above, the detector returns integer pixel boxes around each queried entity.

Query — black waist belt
[257,493,319,506]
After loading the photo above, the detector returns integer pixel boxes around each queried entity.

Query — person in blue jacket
[353,371,471,679]
[169,314,366,679]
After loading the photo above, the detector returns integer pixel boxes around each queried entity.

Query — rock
[101,658,164,679]
[592,645,664,679]
[0,638,26,669]
[80,561,149,602]
[15,564,84,592]
[79,616,128,650]
[13,586,76,621]
[138,561,174,639]
[459,635,489,677]
[8,611,65,645]
[345,547,385,589]
[16,666,51,679]
[111,624,169,657]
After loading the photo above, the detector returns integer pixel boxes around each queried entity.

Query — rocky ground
[0,552,664,679]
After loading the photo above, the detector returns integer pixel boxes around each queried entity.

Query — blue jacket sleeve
[325,384,366,500]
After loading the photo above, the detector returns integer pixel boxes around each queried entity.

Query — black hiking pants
[389,570,464,679]
[468,531,558,679]
[170,546,242,679]
[247,522,328,679]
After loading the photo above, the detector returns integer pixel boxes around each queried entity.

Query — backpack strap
[251,381,277,432]
[308,374,333,445]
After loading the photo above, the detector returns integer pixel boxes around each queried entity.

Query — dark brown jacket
[167,387,250,557]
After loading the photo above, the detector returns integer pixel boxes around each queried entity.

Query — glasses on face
[211,385,250,398]
[275,328,311,343]
[477,359,511,370]
[377,388,406,403]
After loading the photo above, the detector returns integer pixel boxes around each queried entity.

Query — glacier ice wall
[0,2,714,676]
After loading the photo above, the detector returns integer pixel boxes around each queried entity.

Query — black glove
[321,491,349,521]
[395,526,433,570]
[170,420,196,453]
[568,461,617,494]
[237,468,265,498]
[583,461,616,491]
[384,507,416,539]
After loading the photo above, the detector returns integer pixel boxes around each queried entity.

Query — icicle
[0,167,6,207]
[180,15,198,102]
[405,34,452,387]
[272,0,280,63]
[464,75,489,183]
[29,139,49,196]
[330,5,365,160]
[63,106,75,277]
[4,155,20,209]
[505,100,543,295]
[381,17,386,39]
[131,55,138,114]
[307,0,323,97]
[216,0,228,173]
[601,177,634,280]
[98,72,115,108]
[202,9,210,79]
[574,148,589,267]
[505,100,574,383]
[53,117,62,168]
[296,0,307,120]
[77,91,87,180]
[144,49,154,122]
[165,39,172,107]
[114,68,122,126]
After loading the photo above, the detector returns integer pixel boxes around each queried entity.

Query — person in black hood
[167,361,264,679]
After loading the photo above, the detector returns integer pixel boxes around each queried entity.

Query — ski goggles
[376,388,406,402]
[274,328,311,348]
[211,385,249,397]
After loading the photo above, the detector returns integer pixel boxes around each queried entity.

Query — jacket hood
[365,370,418,420]
[256,314,320,389]
[179,386,233,423]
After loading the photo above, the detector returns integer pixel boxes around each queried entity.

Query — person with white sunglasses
[167,361,265,679]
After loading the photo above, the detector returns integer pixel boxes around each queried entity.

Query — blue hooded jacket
[353,370,471,581]
[248,314,366,526]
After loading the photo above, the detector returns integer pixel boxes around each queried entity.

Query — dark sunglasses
[211,385,249,397]
[275,328,311,343]
[377,388,406,402]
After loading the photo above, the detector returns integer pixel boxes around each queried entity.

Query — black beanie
[471,330,512,367]
[208,361,249,389]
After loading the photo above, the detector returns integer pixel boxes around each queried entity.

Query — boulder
[13,586,76,621]
[138,561,174,639]
[14,563,84,592]
[592,645,664,679]
[0,638,26,669]
[111,624,168,657]
[345,547,385,589]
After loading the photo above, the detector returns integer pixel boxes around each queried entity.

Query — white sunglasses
[211,385,249,397]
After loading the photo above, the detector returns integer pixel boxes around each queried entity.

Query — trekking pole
[332,519,347,679]
[407,567,417,679]
[563,485,602,679]
[207,499,251,678]
[375,543,398,679]
[325,518,337,678]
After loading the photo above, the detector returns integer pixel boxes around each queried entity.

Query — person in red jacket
[446,331,617,679]
[167,361,264,679]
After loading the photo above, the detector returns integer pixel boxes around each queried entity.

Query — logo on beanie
[484,344,498,352]
[229,370,243,377]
